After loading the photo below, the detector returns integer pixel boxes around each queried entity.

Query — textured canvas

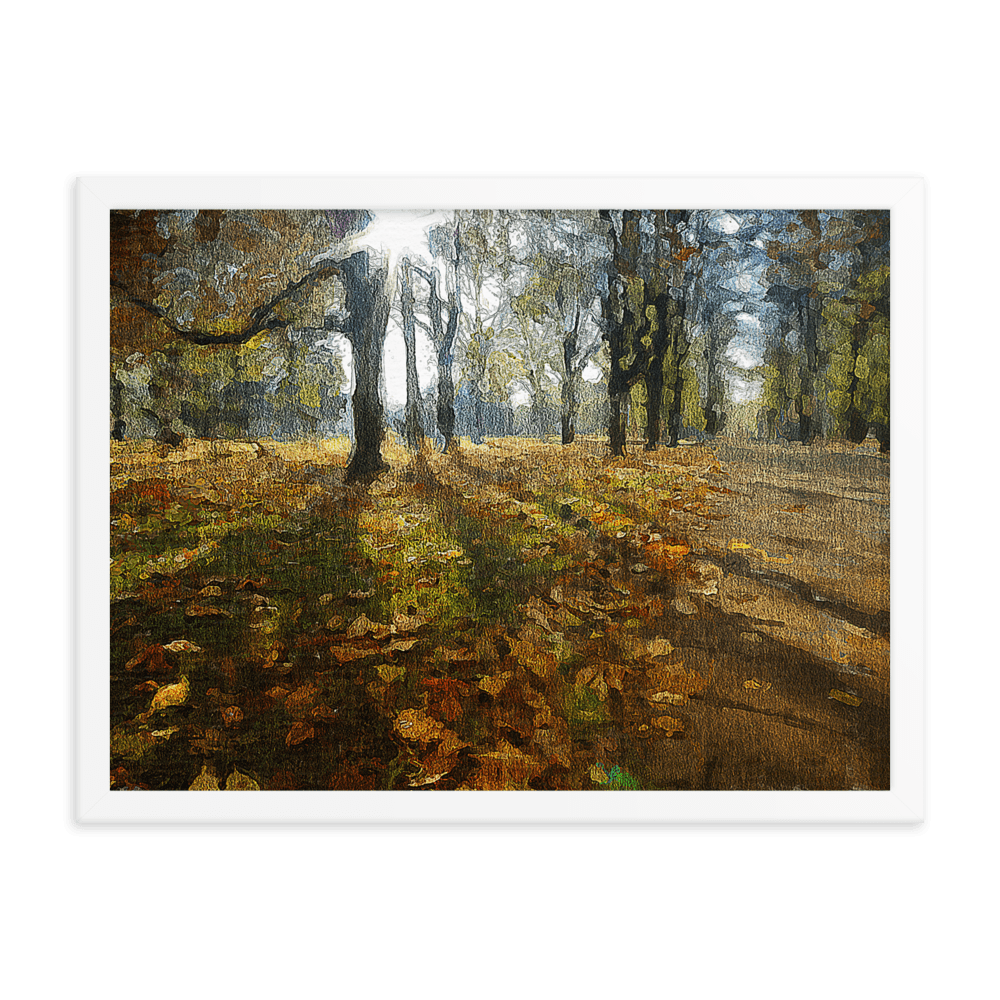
[109,208,889,792]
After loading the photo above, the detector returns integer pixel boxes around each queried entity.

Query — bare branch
[111,259,343,346]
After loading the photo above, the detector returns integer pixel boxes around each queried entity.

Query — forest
[110,208,890,791]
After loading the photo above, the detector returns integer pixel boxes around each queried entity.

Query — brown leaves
[221,705,244,728]
[386,638,419,654]
[394,708,447,743]
[346,614,387,639]
[284,683,317,717]
[185,604,233,618]
[829,689,862,707]
[162,639,203,653]
[466,740,544,790]
[149,675,189,712]
[330,645,377,664]
[651,715,684,736]
[285,721,315,747]
[423,677,469,722]
[574,663,626,702]
[394,708,469,786]
[511,636,558,678]
[478,671,514,695]
[125,644,169,672]
[392,611,427,633]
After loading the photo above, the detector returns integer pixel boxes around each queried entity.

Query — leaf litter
[110,436,739,791]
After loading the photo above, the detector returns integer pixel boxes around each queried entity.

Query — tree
[110,209,395,475]
[411,222,462,451]
[761,209,890,448]
[339,250,393,480]
[509,213,604,444]
[397,259,424,450]
[598,210,700,453]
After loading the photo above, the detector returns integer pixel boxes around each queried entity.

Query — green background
[11,0,976,997]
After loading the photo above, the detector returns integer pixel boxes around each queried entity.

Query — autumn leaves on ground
[111,435,889,791]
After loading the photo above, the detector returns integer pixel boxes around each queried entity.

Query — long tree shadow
[110,467,403,791]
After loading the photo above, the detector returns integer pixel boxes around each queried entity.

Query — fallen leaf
[438,646,475,662]
[188,765,220,790]
[590,763,611,784]
[511,638,558,678]
[162,640,203,653]
[285,721,315,746]
[150,675,189,712]
[394,709,446,743]
[409,749,460,787]
[199,585,223,597]
[392,612,426,633]
[225,770,261,790]
[467,740,544,789]
[185,605,233,618]
[647,691,688,706]
[376,662,406,684]
[125,644,169,672]
[346,614,379,639]
[285,683,317,717]
[386,638,419,653]
[829,689,862,707]
[330,645,377,664]
[646,638,675,658]
[150,726,179,739]
[479,671,513,695]
[221,705,244,727]
[651,715,684,736]
[318,593,335,605]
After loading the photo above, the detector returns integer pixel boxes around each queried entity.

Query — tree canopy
[110,208,890,459]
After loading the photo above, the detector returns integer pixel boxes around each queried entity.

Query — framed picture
[78,176,923,823]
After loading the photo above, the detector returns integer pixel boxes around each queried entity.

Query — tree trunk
[470,383,484,445]
[665,297,689,448]
[111,377,126,441]
[141,408,184,447]
[342,251,391,482]
[703,325,720,435]
[436,293,458,451]
[398,262,423,450]
[798,291,820,445]
[561,308,580,445]
[645,362,664,451]
[608,392,627,456]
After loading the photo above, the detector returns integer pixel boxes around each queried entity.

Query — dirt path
[623,438,890,789]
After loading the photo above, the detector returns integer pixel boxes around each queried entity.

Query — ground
[109,433,889,791]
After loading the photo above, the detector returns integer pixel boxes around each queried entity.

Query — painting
[106,203,893,796]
